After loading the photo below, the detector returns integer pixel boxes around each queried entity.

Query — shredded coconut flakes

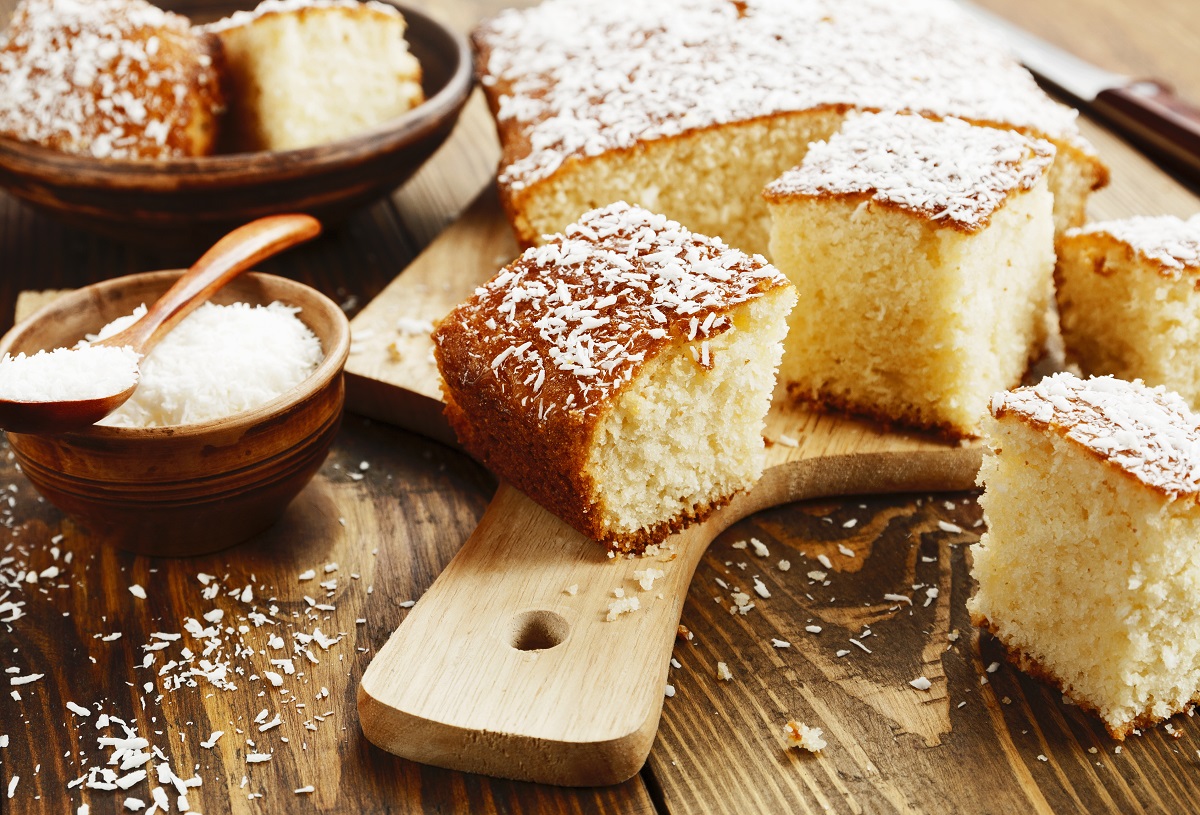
[1070,214,1200,275]
[993,373,1200,499]
[765,113,1055,232]
[476,0,1081,193]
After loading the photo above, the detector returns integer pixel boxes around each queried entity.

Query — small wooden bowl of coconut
[0,270,350,555]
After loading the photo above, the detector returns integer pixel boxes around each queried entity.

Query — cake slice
[1056,214,1200,408]
[969,372,1200,739]
[433,202,796,553]
[764,112,1056,438]
[206,0,423,152]
[0,0,224,159]
[474,0,1107,254]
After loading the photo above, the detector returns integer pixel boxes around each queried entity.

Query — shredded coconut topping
[764,113,1054,231]
[202,0,403,34]
[0,345,139,402]
[993,373,1200,499]
[0,0,222,159]
[1070,214,1200,276]
[434,202,788,421]
[475,0,1081,193]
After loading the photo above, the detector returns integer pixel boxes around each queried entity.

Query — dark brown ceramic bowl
[0,1,472,244]
[0,270,351,556]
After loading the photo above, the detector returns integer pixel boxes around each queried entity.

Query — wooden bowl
[0,271,351,556]
[0,1,473,245]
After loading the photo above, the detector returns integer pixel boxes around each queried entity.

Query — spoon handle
[97,214,322,355]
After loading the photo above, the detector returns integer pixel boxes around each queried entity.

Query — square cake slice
[764,112,1057,438]
[433,202,796,553]
[968,372,1200,738]
[1056,214,1200,409]
[205,0,423,152]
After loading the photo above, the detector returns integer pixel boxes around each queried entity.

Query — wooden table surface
[2,0,1199,813]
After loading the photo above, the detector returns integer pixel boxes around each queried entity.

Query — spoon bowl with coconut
[0,214,321,434]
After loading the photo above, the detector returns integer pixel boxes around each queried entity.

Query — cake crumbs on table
[783,721,826,753]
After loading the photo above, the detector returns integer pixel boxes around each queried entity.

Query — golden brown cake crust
[972,611,1198,740]
[786,384,975,443]
[1060,216,1200,282]
[434,202,790,551]
[0,0,225,159]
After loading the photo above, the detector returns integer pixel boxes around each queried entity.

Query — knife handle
[1093,81,1200,186]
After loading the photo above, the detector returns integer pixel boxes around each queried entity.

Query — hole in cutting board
[508,610,569,651]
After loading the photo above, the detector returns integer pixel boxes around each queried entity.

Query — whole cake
[433,202,796,553]
[205,0,423,152]
[473,0,1107,254]
[764,113,1056,438]
[1055,214,1200,409]
[0,0,224,159]
[969,373,1200,738]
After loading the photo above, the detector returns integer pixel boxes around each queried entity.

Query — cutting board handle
[358,482,711,786]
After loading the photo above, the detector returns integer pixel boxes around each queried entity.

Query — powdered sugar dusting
[434,202,789,421]
[476,0,1080,193]
[993,372,1200,499]
[0,0,222,159]
[1070,214,1200,276]
[764,113,1055,232]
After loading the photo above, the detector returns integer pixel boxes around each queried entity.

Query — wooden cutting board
[345,188,982,786]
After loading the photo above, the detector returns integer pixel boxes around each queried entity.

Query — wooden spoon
[0,214,322,434]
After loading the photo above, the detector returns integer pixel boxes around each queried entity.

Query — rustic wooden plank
[647,495,1200,815]
[0,414,657,814]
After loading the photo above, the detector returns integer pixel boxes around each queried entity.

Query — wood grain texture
[0,414,656,814]
[650,496,1200,815]
[1,0,1199,811]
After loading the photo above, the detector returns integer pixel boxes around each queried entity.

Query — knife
[960,2,1200,186]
